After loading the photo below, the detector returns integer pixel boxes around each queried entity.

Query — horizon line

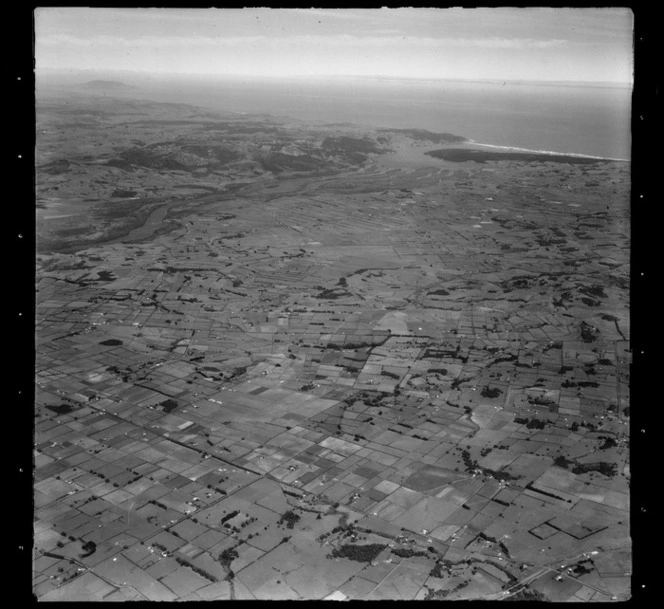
[37,68,633,88]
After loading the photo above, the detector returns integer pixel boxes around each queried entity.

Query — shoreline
[424,142,629,165]
[464,140,629,163]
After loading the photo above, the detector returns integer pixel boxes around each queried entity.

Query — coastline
[463,140,630,163]
[373,135,628,172]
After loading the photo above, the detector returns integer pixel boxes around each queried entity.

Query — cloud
[284,9,374,21]
[363,29,405,35]
[38,33,569,51]
[38,33,268,49]
[456,37,568,49]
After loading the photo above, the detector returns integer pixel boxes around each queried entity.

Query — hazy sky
[35,7,634,83]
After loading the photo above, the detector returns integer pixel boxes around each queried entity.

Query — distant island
[81,80,136,90]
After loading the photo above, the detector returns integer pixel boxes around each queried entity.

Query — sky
[34,7,634,84]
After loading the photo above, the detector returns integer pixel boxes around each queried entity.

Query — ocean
[125,76,632,161]
[40,72,631,161]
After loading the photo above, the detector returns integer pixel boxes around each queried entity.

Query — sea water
[129,76,631,161]
[40,72,631,161]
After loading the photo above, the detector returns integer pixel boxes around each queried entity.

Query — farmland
[34,91,630,601]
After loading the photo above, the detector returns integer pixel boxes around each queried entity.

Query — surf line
[465,139,629,162]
